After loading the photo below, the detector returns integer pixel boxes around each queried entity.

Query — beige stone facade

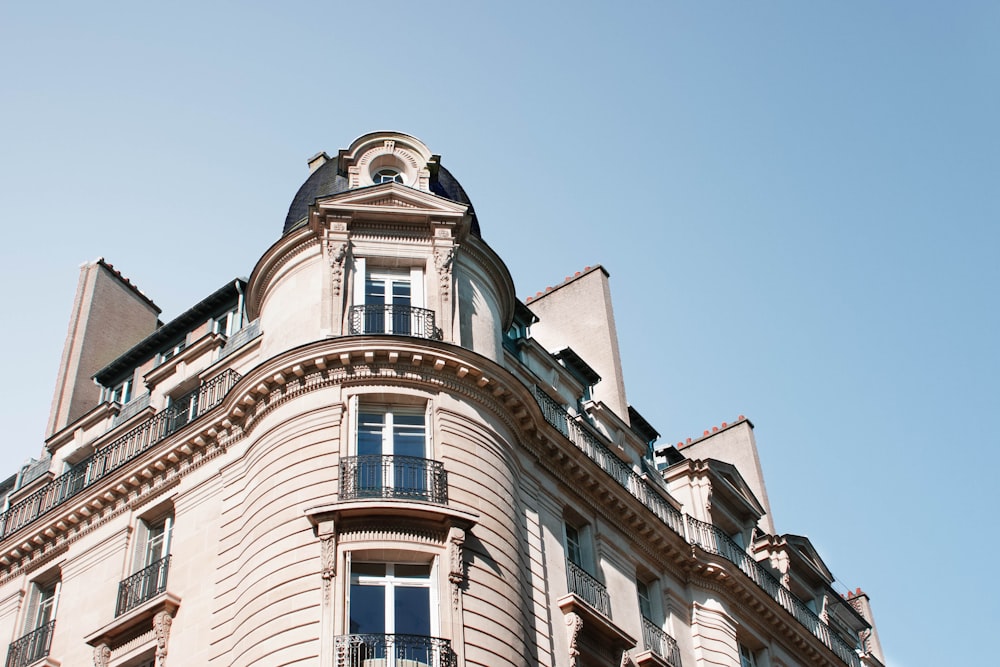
[0,132,884,667]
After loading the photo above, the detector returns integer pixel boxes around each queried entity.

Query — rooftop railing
[348,305,443,341]
[566,559,612,618]
[0,369,241,541]
[333,634,456,667]
[532,386,862,667]
[340,455,448,504]
[5,620,55,667]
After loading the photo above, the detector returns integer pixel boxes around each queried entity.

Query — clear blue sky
[2,3,997,665]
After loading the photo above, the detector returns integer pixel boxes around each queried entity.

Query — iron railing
[5,620,55,667]
[348,305,442,340]
[532,386,862,667]
[641,617,682,667]
[116,555,170,616]
[340,455,447,504]
[0,370,241,541]
[333,634,456,667]
[566,560,612,618]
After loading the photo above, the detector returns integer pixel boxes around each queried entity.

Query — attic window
[373,168,403,184]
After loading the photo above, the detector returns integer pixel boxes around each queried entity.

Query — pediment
[706,459,766,519]
[783,534,835,582]
[314,182,469,219]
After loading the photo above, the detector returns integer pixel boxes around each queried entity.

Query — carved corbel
[153,610,173,666]
[93,643,111,667]
[447,526,465,608]
[324,234,350,299]
[565,611,584,667]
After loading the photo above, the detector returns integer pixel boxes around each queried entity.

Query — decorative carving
[384,139,395,152]
[434,246,457,301]
[154,610,173,666]
[448,527,465,609]
[820,593,830,623]
[620,650,637,667]
[325,238,349,297]
[321,534,337,580]
[93,643,111,667]
[565,611,584,667]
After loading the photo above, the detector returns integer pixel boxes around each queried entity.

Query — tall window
[134,515,172,570]
[365,270,412,335]
[23,580,58,635]
[351,260,426,337]
[8,577,59,667]
[348,560,438,665]
[118,515,172,615]
[356,406,428,497]
[349,562,433,636]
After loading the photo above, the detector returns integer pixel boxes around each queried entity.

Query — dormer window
[373,168,404,184]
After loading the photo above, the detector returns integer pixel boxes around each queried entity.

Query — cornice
[245,227,319,319]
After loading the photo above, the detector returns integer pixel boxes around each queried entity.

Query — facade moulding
[686,551,848,667]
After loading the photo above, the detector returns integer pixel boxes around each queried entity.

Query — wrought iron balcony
[340,455,448,504]
[5,620,55,667]
[642,617,682,667]
[348,305,442,340]
[334,634,456,667]
[0,369,241,541]
[117,555,170,616]
[566,560,611,618]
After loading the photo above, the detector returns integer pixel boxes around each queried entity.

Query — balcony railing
[116,555,170,616]
[642,617,682,667]
[532,387,862,667]
[334,633,456,667]
[0,370,241,541]
[566,560,612,618]
[348,305,442,340]
[5,620,55,667]
[340,455,447,504]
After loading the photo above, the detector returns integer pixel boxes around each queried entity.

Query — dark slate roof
[282,161,480,237]
[93,279,246,385]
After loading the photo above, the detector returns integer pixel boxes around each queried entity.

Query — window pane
[566,524,583,567]
[393,414,425,458]
[391,280,411,306]
[637,580,653,619]
[394,563,432,578]
[350,582,386,634]
[352,562,387,578]
[358,413,385,456]
[394,586,431,636]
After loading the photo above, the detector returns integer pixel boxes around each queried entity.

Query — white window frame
[739,643,759,667]
[22,577,59,635]
[133,514,173,573]
[344,553,441,665]
[352,259,425,335]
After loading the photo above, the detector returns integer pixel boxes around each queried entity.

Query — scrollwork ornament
[565,611,584,667]
[93,644,111,667]
[154,610,173,666]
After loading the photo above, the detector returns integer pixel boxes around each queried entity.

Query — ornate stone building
[0,132,884,667]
